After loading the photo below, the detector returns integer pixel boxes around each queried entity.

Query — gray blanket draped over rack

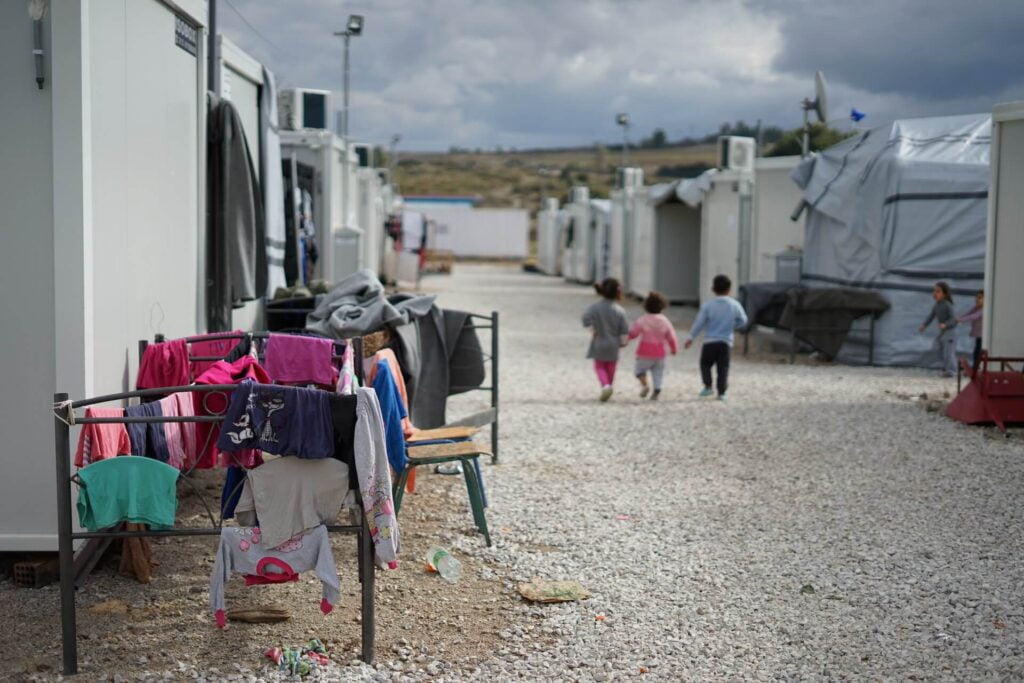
[305,269,435,338]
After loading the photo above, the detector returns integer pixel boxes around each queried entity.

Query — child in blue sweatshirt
[684,275,748,400]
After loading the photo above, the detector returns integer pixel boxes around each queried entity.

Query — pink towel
[159,393,196,471]
[264,334,337,387]
[188,330,244,380]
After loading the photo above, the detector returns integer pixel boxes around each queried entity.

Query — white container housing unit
[0,0,208,551]
[536,198,562,275]
[403,201,529,259]
[985,102,1024,356]
[628,182,703,303]
[279,129,364,283]
[564,186,594,282]
[750,156,805,283]
[590,199,613,282]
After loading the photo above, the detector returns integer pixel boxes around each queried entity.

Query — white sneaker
[600,386,613,402]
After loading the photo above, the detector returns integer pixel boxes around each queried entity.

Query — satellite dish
[802,70,828,123]
[813,70,828,123]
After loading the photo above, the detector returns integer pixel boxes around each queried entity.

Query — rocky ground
[3,263,1023,681]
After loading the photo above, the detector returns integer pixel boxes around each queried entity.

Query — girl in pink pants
[582,278,630,402]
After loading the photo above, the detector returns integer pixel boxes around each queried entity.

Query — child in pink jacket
[628,291,678,400]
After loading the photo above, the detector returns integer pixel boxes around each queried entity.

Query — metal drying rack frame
[447,311,499,463]
[54,339,376,676]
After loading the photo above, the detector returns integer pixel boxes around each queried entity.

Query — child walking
[628,291,678,400]
[683,275,748,400]
[583,278,630,402]
[918,281,958,377]
[957,290,984,372]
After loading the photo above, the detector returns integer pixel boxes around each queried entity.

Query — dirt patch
[0,466,524,680]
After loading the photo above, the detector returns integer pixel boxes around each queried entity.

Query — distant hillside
[394,144,718,214]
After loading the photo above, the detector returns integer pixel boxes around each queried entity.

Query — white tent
[794,113,991,366]
[984,102,1024,356]
[536,198,562,275]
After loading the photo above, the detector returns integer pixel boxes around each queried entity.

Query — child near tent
[957,290,985,372]
[919,281,959,377]
[628,291,678,400]
[583,278,630,402]
[684,275,748,401]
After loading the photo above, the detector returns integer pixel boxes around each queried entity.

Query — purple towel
[264,334,337,386]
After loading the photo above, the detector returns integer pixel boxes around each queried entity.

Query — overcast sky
[219,0,1024,151]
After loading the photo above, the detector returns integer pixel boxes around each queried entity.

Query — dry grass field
[395,144,718,213]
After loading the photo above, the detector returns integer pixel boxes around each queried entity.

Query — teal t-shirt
[76,456,179,531]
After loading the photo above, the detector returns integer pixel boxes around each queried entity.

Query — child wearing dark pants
[684,275,748,400]
[699,342,731,398]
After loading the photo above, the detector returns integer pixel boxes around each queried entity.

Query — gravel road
[5,263,1023,681]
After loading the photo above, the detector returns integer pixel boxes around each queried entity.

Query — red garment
[192,357,270,469]
[74,407,132,467]
[137,339,190,389]
[188,331,243,380]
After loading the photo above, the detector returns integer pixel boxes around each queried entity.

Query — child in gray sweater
[919,281,958,377]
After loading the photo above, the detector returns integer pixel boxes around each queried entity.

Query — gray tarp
[793,113,990,366]
[305,269,435,338]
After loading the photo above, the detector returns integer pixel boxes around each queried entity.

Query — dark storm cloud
[219,0,1022,149]
[761,0,1024,99]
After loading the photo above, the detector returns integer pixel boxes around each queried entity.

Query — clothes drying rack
[53,341,377,676]
[446,312,500,464]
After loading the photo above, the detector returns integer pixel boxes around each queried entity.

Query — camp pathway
[432,263,1024,680]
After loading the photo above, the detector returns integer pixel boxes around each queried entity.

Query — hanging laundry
[125,401,169,462]
[365,349,415,437]
[192,356,270,469]
[76,456,179,532]
[234,456,348,549]
[354,388,400,568]
[370,360,408,473]
[217,380,333,459]
[207,95,267,332]
[264,334,337,387]
[157,393,196,471]
[209,525,340,629]
[335,341,357,395]
[328,394,358,489]
[220,465,249,520]
[136,339,190,389]
[188,330,244,379]
[74,407,132,467]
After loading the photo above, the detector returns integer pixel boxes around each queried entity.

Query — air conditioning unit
[570,186,590,204]
[717,136,755,173]
[278,88,331,131]
[615,167,644,189]
[352,143,374,168]
[543,197,559,211]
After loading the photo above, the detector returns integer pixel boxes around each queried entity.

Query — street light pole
[615,112,631,168]
[342,32,350,139]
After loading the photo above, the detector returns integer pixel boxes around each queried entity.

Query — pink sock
[388,560,398,570]
[320,598,333,615]
[215,609,226,629]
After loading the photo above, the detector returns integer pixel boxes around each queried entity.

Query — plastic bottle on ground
[425,546,462,583]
